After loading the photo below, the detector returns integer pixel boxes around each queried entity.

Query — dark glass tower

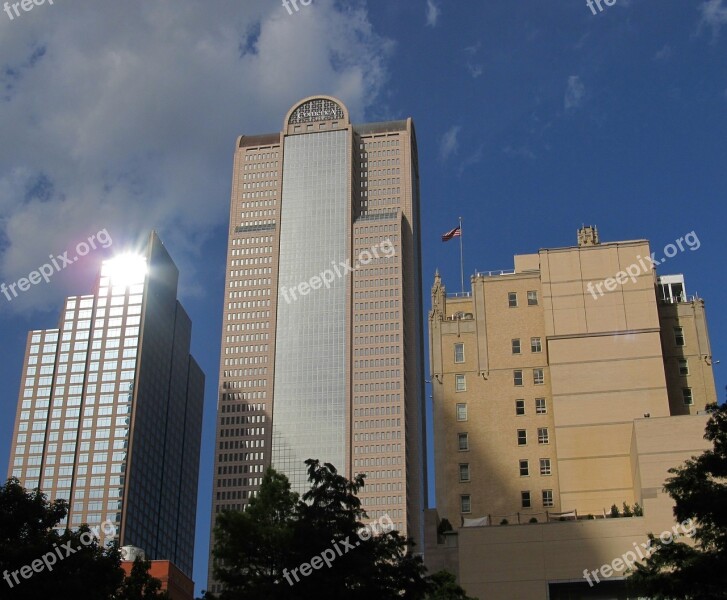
[6,232,204,577]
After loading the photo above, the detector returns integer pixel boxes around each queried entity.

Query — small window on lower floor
[459,464,470,482]
[455,374,466,392]
[540,458,551,476]
[519,459,529,477]
[535,398,547,414]
[521,491,531,508]
[682,388,693,406]
[456,403,468,421]
[458,433,469,451]
[461,495,471,513]
[517,429,527,445]
[678,359,689,376]
[515,399,525,416]
[542,489,554,507]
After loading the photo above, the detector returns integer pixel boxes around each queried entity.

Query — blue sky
[1,0,725,595]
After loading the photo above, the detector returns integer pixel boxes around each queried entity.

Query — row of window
[455,401,546,422]
[517,428,549,445]
[453,369,545,392]
[460,490,554,513]
[509,291,539,307]
[519,458,552,476]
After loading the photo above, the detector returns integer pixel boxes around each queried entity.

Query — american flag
[441,226,461,242]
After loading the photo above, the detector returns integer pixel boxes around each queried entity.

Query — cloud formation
[439,126,461,161]
[699,0,727,39]
[564,75,586,110]
[426,0,440,27]
[0,0,391,313]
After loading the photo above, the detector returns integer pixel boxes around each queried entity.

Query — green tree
[426,570,478,599]
[0,478,124,600]
[628,404,727,599]
[208,459,431,599]
[211,468,298,599]
[116,557,169,599]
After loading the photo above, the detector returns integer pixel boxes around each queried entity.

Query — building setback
[6,232,204,578]
[425,226,717,599]
[209,95,427,592]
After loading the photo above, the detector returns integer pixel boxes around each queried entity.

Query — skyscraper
[6,232,204,577]
[209,95,426,590]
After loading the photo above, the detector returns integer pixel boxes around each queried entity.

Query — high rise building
[209,95,427,590]
[6,232,204,577]
[425,226,717,599]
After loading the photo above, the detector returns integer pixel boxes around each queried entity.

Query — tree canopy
[207,459,476,599]
[0,477,166,600]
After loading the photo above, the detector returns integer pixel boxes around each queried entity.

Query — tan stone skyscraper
[209,96,426,592]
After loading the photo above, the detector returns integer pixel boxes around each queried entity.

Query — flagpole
[459,216,464,293]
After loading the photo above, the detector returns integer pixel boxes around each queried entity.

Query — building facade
[426,226,717,598]
[6,232,204,577]
[209,95,427,591]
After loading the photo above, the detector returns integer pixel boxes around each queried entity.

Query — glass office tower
[6,232,204,577]
[209,96,427,592]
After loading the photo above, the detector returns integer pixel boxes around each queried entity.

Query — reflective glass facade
[6,233,204,578]
[272,129,349,492]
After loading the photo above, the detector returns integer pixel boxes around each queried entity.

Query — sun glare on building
[102,253,148,289]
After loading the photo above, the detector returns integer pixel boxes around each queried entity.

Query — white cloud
[654,45,672,60]
[699,0,727,39]
[0,0,392,313]
[439,126,461,161]
[564,75,586,110]
[426,0,440,27]
[467,64,483,78]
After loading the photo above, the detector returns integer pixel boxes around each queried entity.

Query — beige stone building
[426,226,717,598]
[209,96,427,592]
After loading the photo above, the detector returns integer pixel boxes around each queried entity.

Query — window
[459,464,470,482]
[508,292,518,308]
[519,459,529,476]
[458,433,469,451]
[535,398,547,414]
[514,370,523,386]
[540,458,551,476]
[521,491,531,508]
[455,374,466,392]
[682,388,693,406]
[542,490,554,507]
[512,339,521,354]
[678,359,689,376]
[460,495,471,513]
[527,291,538,306]
[674,327,685,347]
[456,404,468,421]
[533,368,544,385]
[517,430,527,445]
[538,427,549,444]
[531,337,542,353]
[454,343,465,364]
[515,400,525,416]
